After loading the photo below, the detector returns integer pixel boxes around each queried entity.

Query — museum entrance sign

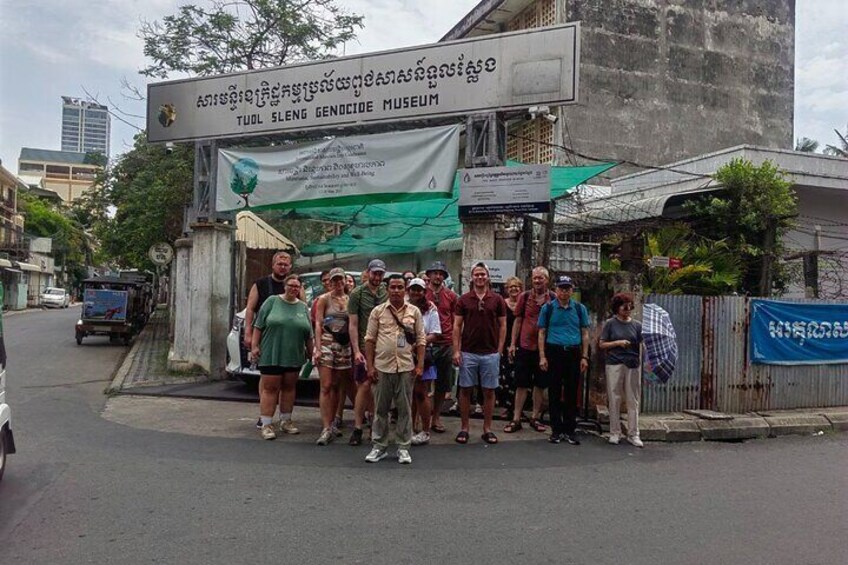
[147,23,580,143]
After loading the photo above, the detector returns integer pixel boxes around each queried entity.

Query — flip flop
[481,431,499,444]
[431,422,447,434]
[455,430,469,444]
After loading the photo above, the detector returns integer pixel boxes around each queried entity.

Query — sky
[0,0,845,170]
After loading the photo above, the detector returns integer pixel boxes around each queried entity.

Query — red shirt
[455,289,507,355]
[425,286,458,345]
[514,290,555,351]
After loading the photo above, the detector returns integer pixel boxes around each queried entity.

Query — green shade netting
[296,161,616,256]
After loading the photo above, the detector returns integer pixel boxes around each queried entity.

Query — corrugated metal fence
[642,295,848,413]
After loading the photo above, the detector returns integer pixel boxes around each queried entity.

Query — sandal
[503,421,523,433]
[529,418,547,433]
[482,432,499,444]
[455,430,470,444]
[431,422,447,434]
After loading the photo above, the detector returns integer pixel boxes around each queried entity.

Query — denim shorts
[458,352,500,389]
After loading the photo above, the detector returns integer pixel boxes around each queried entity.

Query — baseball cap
[407,278,426,289]
[555,275,575,288]
[425,261,449,276]
[328,267,345,280]
[367,259,386,273]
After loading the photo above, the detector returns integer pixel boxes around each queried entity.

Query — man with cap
[347,258,388,445]
[452,262,507,444]
[424,261,458,433]
[538,275,590,445]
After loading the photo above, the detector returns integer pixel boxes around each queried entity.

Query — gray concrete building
[61,97,111,158]
[444,0,795,173]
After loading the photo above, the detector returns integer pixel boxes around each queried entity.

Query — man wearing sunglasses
[452,262,507,445]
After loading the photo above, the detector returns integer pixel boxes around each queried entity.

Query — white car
[1,283,16,482]
[40,287,70,308]
[226,308,261,387]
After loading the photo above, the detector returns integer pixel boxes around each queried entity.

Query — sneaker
[255,417,263,429]
[316,428,334,446]
[349,428,364,446]
[397,448,412,464]
[365,447,388,463]
[332,416,344,431]
[473,403,483,416]
[627,435,644,448]
[332,425,343,437]
[279,419,300,435]
[564,434,581,446]
[260,424,277,440]
[411,431,430,446]
[448,400,459,415]
[548,433,562,444]
[608,433,621,445]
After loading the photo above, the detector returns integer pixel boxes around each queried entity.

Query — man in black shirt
[243,251,293,349]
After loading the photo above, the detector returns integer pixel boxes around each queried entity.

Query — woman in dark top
[599,293,644,447]
[498,277,523,418]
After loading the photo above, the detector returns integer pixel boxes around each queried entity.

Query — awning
[0,258,12,268]
[15,262,41,272]
[2,268,22,274]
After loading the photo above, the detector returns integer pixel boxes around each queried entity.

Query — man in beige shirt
[364,274,426,464]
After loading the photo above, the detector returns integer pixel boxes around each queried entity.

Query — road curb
[106,327,146,395]
[760,414,832,437]
[697,416,770,441]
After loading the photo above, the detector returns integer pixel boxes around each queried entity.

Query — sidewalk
[108,307,848,443]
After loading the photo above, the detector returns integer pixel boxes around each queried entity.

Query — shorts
[421,365,437,382]
[458,352,500,390]
[258,365,301,375]
[431,344,455,394]
[319,333,352,370]
[513,348,549,389]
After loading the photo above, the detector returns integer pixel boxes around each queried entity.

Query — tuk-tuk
[75,276,152,345]
[1,281,16,481]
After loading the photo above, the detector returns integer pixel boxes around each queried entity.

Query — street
[1,307,846,565]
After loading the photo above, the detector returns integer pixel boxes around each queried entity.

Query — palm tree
[795,137,819,152]
[824,125,848,158]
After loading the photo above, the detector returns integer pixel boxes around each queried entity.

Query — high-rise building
[60,97,111,158]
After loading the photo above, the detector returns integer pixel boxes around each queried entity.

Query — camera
[165,142,175,154]
[524,105,558,124]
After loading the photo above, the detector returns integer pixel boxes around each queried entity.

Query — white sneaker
[608,433,620,445]
[411,431,431,446]
[397,449,412,464]
[279,419,300,435]
[316,428,334,446]
[627,435,644,448]
[365,447,388,463]
[260,424,277,441]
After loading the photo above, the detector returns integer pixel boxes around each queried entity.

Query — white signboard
[148,242,174,266]
[147,23,580,143]
[458,165,551,217]
[216,125,459,211]
[649,256,670,269]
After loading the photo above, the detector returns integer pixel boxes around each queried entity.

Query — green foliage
[824,124,848,158]
[794,137,819,153]
[686,158,796,295]
[642,224,742,295]
[18,192,93,290]
[83,133,195,270]
[139,0,364,78]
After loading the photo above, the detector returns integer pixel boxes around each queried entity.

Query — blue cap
[555,275,574,288]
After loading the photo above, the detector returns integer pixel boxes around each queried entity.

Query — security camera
[524,105,557,123]
[542,112,558,124]
[165,142,175,154]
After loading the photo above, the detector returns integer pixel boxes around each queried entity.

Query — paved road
[1,307,846,565]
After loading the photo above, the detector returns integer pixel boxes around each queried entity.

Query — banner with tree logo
[216,124,459,211]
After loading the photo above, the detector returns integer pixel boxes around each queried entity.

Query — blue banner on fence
[750,299,848,365]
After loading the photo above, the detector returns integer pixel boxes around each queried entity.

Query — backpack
[539,299,588,333]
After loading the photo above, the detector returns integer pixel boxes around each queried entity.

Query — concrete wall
[560,0,795,172]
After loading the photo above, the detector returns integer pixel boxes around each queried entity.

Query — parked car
[41,287,70,308]
[1,282,17,482]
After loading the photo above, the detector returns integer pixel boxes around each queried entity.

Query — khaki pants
[372,370,413,449]
[605,364,641,437]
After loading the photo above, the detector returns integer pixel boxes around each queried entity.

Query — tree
[84,134,195,270]
[794,137,819,153]
[686,158,797,296]
[824,124,848,158]
[642,224,741,295]
[139,0,364,78]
